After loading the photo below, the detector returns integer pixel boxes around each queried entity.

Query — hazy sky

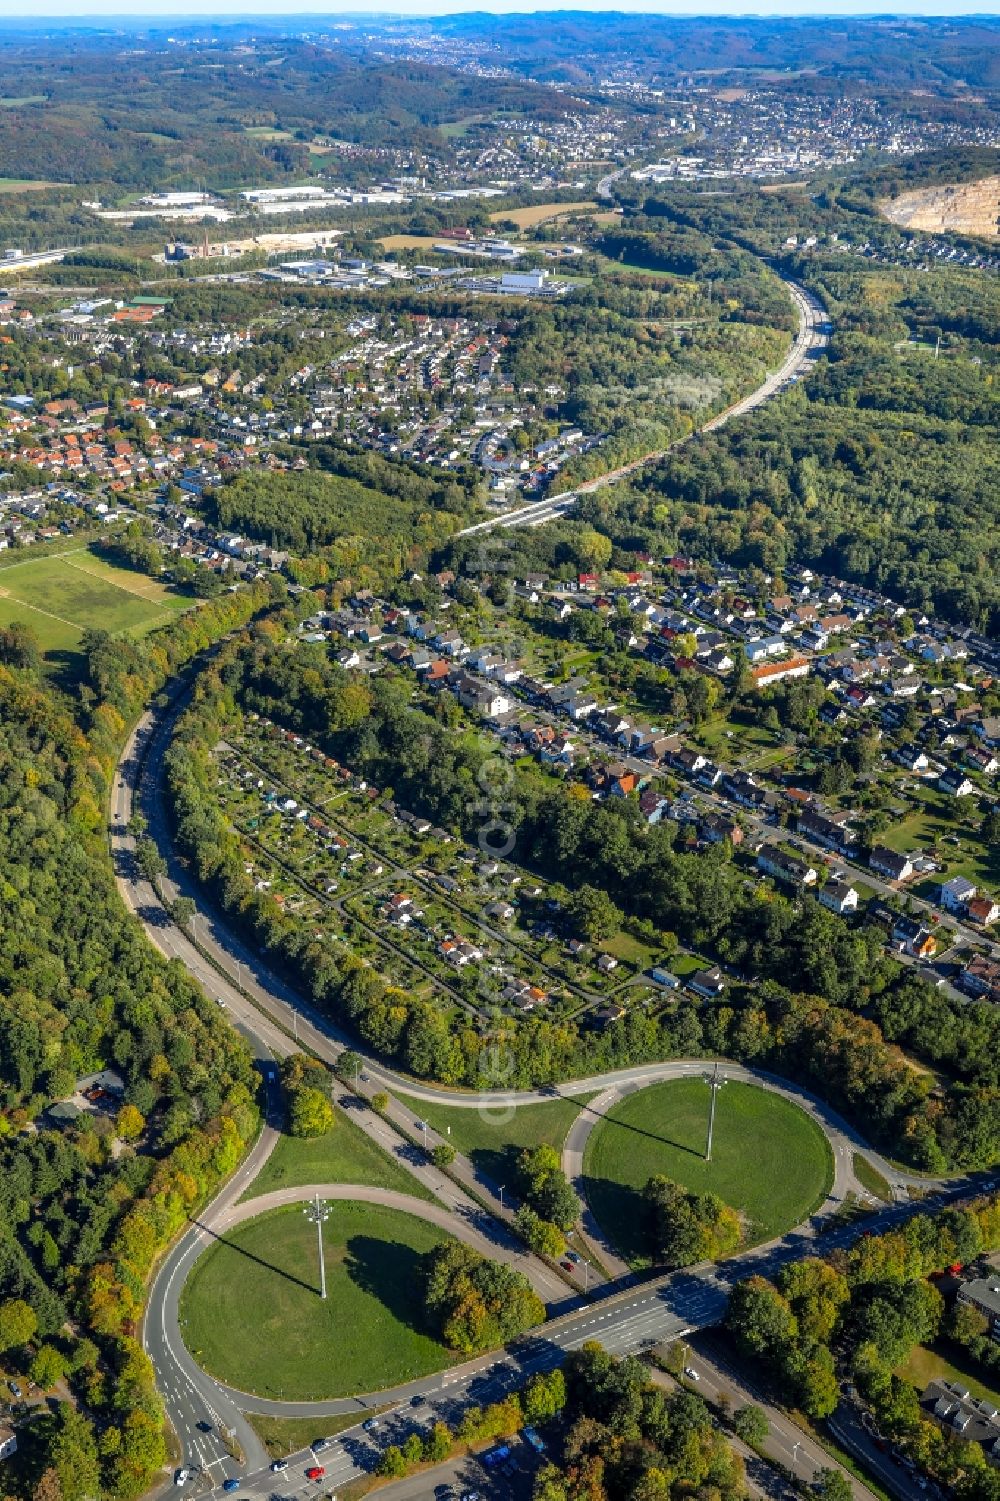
[0,1,998,17]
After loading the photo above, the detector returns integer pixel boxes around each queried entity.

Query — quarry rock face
[881,175,1000,238]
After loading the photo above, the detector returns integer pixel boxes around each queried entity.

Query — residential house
[967,897,1000,928]
[870,847,914,883]
[975,716,1000,747]
[818,878,859,915]
[757,844,818,888]
[0,1425,16,1464]
[895,745,930,775]
[701,812,743,847]
[938,875,978,914]
[961,954,1000,1002]
[639,789,670,825]
[688,966,727,998]
[798,807,857,854]
[749,656,811,689]
[590,1001,627,1029]
[967,746,999,777]
[434,629,467,657]
[891,914,938,959]
[939,769,976,798]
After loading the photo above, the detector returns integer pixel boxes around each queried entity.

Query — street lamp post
[701,1062,727,1163]
[303,1194,331,1299]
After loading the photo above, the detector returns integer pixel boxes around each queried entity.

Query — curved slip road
[109,275,998,1501]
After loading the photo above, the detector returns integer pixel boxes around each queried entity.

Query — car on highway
[565,1251,581,1265]
[269,1460,288,1473]
[362,1418,380,1433]
[310,1440,330,1454]
[222,1480,240,1493]
[304,1466,325,1481]
[174,1469,191,1487]
[684,1367,700,1381]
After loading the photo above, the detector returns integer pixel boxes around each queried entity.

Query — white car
[684,1367,700,1382]
[174,1469,191,1487]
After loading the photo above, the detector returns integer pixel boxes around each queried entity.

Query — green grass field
[247,1409,391,1458]
[245,1102,436,1204]
[853,1153,892,1202]
[583,1079,833,1267]
[0,546,189,666]
[414,1095,592,1187]
[180,1203,458,1399]
[897,1343,1000,1409]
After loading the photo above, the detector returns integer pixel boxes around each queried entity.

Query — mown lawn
[897,1343,1000,1409]
[0,545,189,666]
[583,1078,833,1267]
[245,1101,436,1204]
[413,1095,592,1188]
[180,1203,458,1399]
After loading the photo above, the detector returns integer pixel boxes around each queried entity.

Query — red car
[305,1468,325,1481]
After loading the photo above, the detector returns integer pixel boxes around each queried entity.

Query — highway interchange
[104,274,991,1501]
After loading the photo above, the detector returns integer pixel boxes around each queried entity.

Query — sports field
[0,546,190,663]
[583,1078,833,1266]
[180,1203,459,1399]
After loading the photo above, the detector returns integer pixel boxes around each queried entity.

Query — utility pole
[702,1062,727,1163]
[303,1194,330,1299]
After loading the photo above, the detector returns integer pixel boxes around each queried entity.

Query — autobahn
[455,274,829,540]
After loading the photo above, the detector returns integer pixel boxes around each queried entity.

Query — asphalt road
[455,273,829,539]
[107,261,996,1501]
[112,674,1000,1501]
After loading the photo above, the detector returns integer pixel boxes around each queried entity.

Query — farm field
[489,200,597,228]
[583,1078,833,1267]
[180,1202,459,1400]
[379,233,447,252]
[0,546,190,665]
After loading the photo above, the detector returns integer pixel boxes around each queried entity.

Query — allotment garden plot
[213,716,678,1027]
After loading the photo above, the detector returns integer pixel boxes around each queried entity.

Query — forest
[726,1195,1000,1501]
[505,260,791,493]
[163,633,999,1175]
[206,462,480,587]
[567,258,1000,631]
[0,31,581,188]
[0,645,260,1501]
[532,1343,746,1501]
